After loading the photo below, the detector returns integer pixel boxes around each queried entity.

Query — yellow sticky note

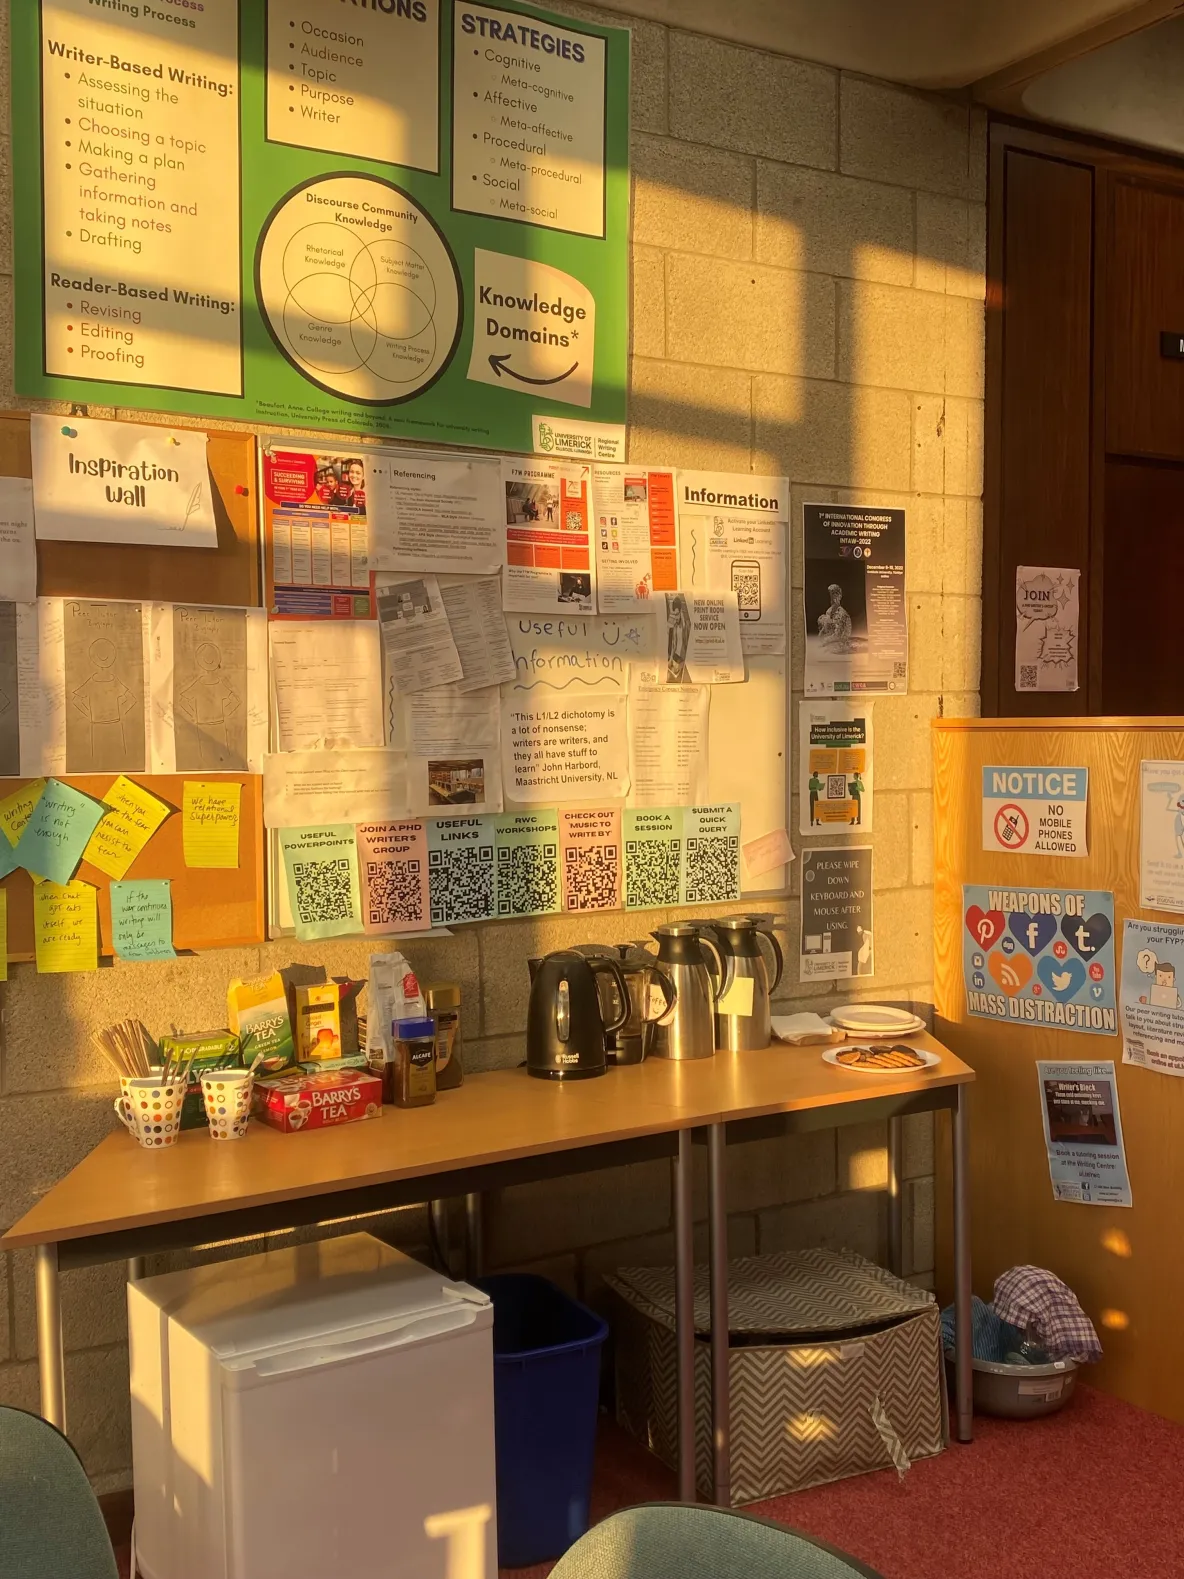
[33,879,99,974]
[183,781,242,869]
[0,889,7,983]
[83,776,172,880]
[0,778,46,845]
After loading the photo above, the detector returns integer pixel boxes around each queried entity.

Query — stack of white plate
[828,1004,926,1038]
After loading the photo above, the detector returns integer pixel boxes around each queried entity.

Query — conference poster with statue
[802,503,908,696]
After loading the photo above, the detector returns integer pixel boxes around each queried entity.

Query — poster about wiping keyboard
[1037,1062,1131,1206]
[962,885,1116,1035]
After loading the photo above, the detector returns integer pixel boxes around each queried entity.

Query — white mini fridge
[128,1232,497,1579]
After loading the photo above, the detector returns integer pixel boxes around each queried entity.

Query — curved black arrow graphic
[488,353,579,386]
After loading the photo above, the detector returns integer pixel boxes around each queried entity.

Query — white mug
[114,1075,186,1150]
[200,1069,254,1140]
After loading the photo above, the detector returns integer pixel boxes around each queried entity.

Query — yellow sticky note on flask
[717,975,755,1018]
[183,781,241,869]
[83,776,172,880]
[0,778,46,845]
[33,879,99,974]
[0,889,8,982]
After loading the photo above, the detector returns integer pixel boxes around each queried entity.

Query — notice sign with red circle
[994,803,1029,848]
[982,765,1089,857]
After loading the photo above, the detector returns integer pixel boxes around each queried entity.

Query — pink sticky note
[742,827,794,879]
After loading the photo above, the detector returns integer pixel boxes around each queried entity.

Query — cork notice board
[0,411,266,958]
[0,775,264,960]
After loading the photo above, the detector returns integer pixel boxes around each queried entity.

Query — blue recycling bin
[476,1273,609,1568]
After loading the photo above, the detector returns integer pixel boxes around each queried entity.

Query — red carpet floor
[506,1384,1184,1579]
[115,1384,1184,1577]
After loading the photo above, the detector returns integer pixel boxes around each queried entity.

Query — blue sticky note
[0,834,17,882]
[110,879,177,963]
[13,780,107,886]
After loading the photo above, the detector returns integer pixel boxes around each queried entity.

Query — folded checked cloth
[940,1294,1025,1363]
[993,1265,1102,1363]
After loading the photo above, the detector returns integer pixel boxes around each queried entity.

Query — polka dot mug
[200,1069,255,1140]
[114,1074,186,1150]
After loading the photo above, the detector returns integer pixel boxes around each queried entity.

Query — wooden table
[2,1034,975,1502]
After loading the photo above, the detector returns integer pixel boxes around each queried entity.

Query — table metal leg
[887,1116,904,1277]
[673,1129,696,1502]
[35,1244,66,1432]
[707,1122,730,1507]
[952,1086,973,1444]
[464,1192,483,1280]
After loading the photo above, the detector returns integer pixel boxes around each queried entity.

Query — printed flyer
[1139,760,1184,913]
[800,845,873,980]
[1120,918,1184,1076]
[802,504,907,695]
[13,0,630,452]
[799,704,872,834]
[1015,567,1080,693]
[677,471,788,657]
[1037,1061,1132,1206]
[962,885,1116,1035]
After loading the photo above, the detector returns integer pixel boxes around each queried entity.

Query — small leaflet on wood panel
[1015,567,1080,693]
[1037,1061,1131,1207]
[1120,919,1184,1078]
[1138,761,1184,913]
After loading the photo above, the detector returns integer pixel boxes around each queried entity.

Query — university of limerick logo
[537,422,556,452]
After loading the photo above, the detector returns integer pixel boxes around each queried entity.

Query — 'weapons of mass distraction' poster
[962,885,1116,1036]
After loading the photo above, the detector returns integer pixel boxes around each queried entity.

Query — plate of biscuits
[823,1042,940,1074]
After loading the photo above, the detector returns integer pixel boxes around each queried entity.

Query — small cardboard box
[607,1247,945,1505]
[253,1067,382,1133]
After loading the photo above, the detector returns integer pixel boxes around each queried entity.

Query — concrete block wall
[0,7,984,1488]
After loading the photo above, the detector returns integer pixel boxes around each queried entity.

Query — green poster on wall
[11,0,630,454]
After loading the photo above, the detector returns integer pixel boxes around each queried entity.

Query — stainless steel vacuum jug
[702,916,785,1051]
[648,923,731,1060]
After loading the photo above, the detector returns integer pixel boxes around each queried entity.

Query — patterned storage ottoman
[606,1247,946,1505]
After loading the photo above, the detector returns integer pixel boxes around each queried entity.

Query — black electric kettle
[526,951,629,1080]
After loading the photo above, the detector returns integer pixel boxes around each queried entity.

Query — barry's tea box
[253,1067,382,1133]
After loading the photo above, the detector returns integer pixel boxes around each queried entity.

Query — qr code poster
[357,821,431,935]
[802,503,908,697]
[427,817,497,927]
[559,807,623,912]
[624,807,683,910]
[279,824,363,942]
[1015,567,1080,694]
[682,804,741,904]
[800,845,873,980]
[494,811,561,918]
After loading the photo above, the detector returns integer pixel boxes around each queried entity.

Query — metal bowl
[945,1348,1078,1419]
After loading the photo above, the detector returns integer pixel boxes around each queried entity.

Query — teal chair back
[549,1502,884,1579]
[0,1406,119,1579]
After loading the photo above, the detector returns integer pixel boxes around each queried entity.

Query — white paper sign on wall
[31,414,217,548]
[981,764,1089,857]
